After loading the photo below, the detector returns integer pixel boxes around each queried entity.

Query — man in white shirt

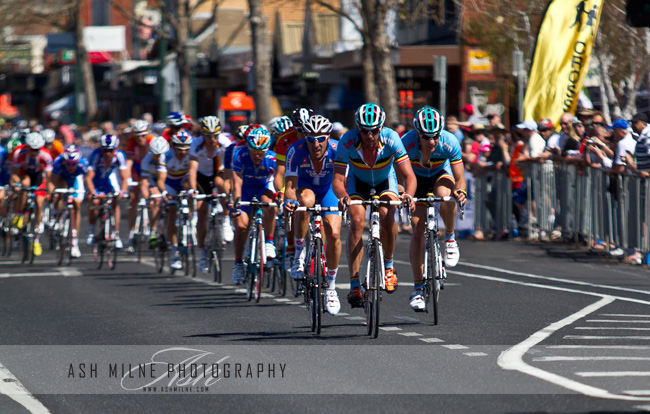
[516,120,546,161]
[610,118,636,175]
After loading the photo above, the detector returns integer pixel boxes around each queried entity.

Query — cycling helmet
[355,103,386,129]
[292,108,314,132]
[149,136,170,155]
[6,137,21,153]
[272,116,293,135]
[25,132,45,150]
[245,127,272,151]
[166,111,185,127]
[201,116,222,134]
[413,106,444,136]
[171,130,193,147]
[62,145,82,164]
[302,115,333,135]
[236,125,249,140]
[41,129,56,144]
[100,134,120,149]
[133,119,150,134]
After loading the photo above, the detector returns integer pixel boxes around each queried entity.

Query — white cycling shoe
[290,257,305,280]
[265,241,276,260]
[325,289,341,315]
[445,239,460,268]
[71,242,81,258]
[410,288,426,311]
[223,217,234,243]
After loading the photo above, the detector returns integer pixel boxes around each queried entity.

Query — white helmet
[41,129,56,144]
[25,132,45,150]
[133,119,150,134]
[149,136,170,155]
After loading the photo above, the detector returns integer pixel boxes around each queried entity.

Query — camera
[586,138,595,145]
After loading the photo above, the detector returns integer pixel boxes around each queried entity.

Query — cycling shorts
[241,181,275,215]
[165,179,187,205]
[297,186,340,216]
[93,172,120,195]
[27,172,47,197]
[196,172,215,195]
[347,171,399,201]
[414,170,454,203]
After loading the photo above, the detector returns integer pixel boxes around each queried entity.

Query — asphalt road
[1,208,650,413]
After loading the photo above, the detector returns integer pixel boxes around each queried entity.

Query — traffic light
[627,0,650,27]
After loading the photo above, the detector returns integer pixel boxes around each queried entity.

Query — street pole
[158,27,168,121]
[433,55,447,118]
[513,50,524,123]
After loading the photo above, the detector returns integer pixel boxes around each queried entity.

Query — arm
[274,161,286,196]
[85,169,96,196]
[332,167,348,200]
[189,158,199,191]
[157,171,167,193]
[232,171,243,202]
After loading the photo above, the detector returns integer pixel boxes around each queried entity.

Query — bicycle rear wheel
[210,219,224,283]
[154,233,166,273]
[430,232,441,325]
[107,215,117,270]
[254,223,265,302]
[365,239,381,338]
[310,239,323,334]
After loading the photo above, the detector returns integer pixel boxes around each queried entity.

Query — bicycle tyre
[107,214,117,270]
[254,223,265,302]
[155,233,166,273]
[246,231,256,302]
[26,211,35,264]
[431,231,441,325]
[63,216,72,266]
[312,239,323,334]
[275,262,287,297]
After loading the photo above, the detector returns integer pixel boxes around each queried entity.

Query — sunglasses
[250,149,267,157]
[306,135,329,144]
[418,132,440,141]
[360,127,380,136]
[102,148,116,153]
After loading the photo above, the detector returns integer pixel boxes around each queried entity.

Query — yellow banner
[523,0,604,126]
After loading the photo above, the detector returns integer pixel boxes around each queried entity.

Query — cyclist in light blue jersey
[403,106,467,311]
[85,134,130,248]
[230,127,278,284]
[284,115,342,314]
[49,145,88,257]
[332,103,416,307]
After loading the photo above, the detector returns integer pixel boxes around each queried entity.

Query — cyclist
[274,108,312,269]
[140,136,170,243]
[48,145,88,258]
[332,103,416,307]
[164,130,193,270]
[188,116,233,273]
[162,111,190,142]
[269,116,293,152]
[42,129,63,160]
[0,140,10,216]
[230,127,278,284]
[85,134,130,249]
[284,115,342,314]
[125,119,155,252]
[10,132,54,256]
[402,106,467,311]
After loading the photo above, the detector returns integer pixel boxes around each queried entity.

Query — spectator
[460,104,482,125]
[331,122,347,140]
[630,112,650,178]
[610,118,636,175]
[486,113,502,129]
[446,115,465,142]
[488,123,511,172]
[392,122,406,137]
[584,124,613,170]
[539,119,560,160]
[515,120,546,163]
[472,124,491,165]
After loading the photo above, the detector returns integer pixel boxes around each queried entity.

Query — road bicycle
[42,195,57,251]
[92,192,122,270]
[53,188,78,266]
[237,197,277,303]
[19,186,41,264]
[203,192,228,283]
[169,191,198,277]
[410,194,464,325]
[271,209,287,296]
[149,193,168,273]
[348,190,403,338]
[288,204,338,335]
[0,185,18,257]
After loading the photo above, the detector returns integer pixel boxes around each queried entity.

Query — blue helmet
[245,127,272,151]
[166,111,185,127]
[413,106,445,136]
[171,130,193,147]
[100,134,120,149]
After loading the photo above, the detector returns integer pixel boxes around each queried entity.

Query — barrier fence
[471,163,650,259]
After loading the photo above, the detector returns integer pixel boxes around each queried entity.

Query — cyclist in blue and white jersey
[164,131,193,270]
[85,134,130,249]
[0,142,10,221]
[402,106,467,311]
[189,116,234,274]
[284,115,342,314]
[49,145,88,258]
[230,127,278,284]
[140,136,170,244]
[332,103,416,307]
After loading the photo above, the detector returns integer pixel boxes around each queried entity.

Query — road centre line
[456,261,650,297]
[600,314,650,317]
[587,319,650,323]
[576,372,650,377]
[575,327,650,330]
[546,345,650,349]
[533,356,650,362]
[564,335,650,340]
[497,296,650,401]
[0,360,51,414]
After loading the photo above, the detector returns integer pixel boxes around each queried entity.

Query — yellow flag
[523,0,604,126]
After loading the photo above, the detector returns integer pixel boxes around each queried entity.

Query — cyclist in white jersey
[165,131,193,270]
[140,137,170,241]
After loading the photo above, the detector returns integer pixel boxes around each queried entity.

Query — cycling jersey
[87,148,128,182]
[52,156,89,187]
[141,152,168,180]
[0,146,9,185]
[233,148,276,213]
[189,135,230,176]
[164,149,190,194]
[47,140,64,160]
[334,127,408,187]
[274,127,299,163]
[286,139,339,194]
[125,134,155,178]
[12,146,54,175]
[223,139,246,170]
[401,129,463,178]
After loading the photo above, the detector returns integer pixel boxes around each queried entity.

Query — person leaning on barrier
[584,124,614,171]
[610,118,636,176]
[487,123,511,172]
[629,112,650,178]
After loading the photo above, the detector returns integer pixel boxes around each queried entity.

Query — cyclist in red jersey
[125,120,155,252]
[161,111,190,142]
[273,108,312,267]
[11,132,54,256]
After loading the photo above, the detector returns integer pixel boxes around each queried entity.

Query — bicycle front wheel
[366,239,382,338]
[254,223,265,303]
[107,215,117,270]
[310,239,323,334]
[430,232,441,325]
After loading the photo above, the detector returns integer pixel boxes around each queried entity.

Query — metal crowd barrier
[471,163,650,258]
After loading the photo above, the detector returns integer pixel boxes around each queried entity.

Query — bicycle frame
[54,188,77,266]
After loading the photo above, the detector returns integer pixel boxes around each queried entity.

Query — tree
[248,0,272,123]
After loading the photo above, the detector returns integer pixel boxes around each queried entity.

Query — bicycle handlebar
[294,206,340,213]
[237,201,278,208]
[54,188,78,194]
[411,195,465,221]
[348,199,403,206]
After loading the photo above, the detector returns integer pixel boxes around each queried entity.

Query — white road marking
[575,327,650,331]
[564,335,650,340]
[456,261,650,297]
[0,272,62,278]
[627,391,650,396]
[287,301,301,305]
[345,316,365,321]
[0,360,51,413]
[576,372,650,377]
[586,319,650,323]
[600,314,650,318]
[546,345,650,350]
[464,352,488,357]
[633,405,650,412]
[260,293,274,298]
[274,298,291,302]
[337,312,350,316]
[58,268,82,277]
[442,344,468,350]
[379,327,402,331]
[398,332,423,337]
[419,338,444,343]
[533,356,650,362]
